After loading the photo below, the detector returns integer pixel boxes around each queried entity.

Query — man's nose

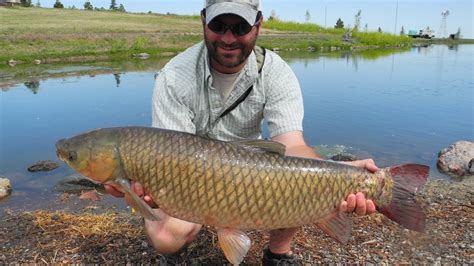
[221,28,237,44]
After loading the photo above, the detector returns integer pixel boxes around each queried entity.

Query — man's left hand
[339,159,378,216]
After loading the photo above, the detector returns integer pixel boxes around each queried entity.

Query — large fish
[56,127,428,265]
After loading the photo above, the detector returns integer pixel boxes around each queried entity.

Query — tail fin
[377,164,429,232]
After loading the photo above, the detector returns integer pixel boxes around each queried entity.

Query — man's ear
[256,14,263,34]
[201,9,206,25]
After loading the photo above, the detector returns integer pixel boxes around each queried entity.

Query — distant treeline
[19,0,126,12]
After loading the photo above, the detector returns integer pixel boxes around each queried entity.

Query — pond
[0,44,473,212]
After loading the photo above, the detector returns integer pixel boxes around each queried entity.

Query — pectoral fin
[316,211,352,244]
[217,228,251,265]
[231,139,286,155]
[114,178,160,221]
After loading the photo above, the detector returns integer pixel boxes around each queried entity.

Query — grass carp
[56,127,428,265]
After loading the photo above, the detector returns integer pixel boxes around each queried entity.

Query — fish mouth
[55,139,67,161]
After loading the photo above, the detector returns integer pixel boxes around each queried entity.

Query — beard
[204,33,257,69]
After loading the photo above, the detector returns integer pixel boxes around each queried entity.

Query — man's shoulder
[259,48,292,74]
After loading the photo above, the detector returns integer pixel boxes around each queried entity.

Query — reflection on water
[0,45,473,212]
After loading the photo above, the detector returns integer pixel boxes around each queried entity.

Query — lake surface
[1,44,473,212]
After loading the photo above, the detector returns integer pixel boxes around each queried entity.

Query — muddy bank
[1,179,473,264]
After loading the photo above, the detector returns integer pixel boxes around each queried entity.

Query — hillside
[3,7,470,65]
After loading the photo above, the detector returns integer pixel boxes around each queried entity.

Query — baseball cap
[204,0,261,26]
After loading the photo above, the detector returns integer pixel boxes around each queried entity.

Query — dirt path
[1,179,473,264]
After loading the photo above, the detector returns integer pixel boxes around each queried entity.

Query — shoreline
[3,39,472,67]
[2,7,472,66]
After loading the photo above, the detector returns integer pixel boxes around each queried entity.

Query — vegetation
[53,0,63,9]
[400,26,406,36]
[109,0,117,10]
[353,31,413,46]
[1,7,468,66]
[20,0,32,7]
[354,10,362,31]
[83,1,92,10]
[335,18,344,29]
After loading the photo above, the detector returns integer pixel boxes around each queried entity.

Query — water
[1,45,473,211]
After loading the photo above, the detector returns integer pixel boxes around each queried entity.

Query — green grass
[264,19,346,35]
[352,31,413,46]
[0,7,429,64]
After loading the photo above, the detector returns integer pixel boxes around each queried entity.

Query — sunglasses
[207,20,259,37]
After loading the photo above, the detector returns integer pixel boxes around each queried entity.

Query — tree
[268,9,278,21]
[113,73,121,88]
[354,9,362,31]
[363,23,368,32]
[334,18,344,29]
[377,27,382,33]
[118,3,125,12]
[305,10,311,23]
[35,0,40,7]
[84,1,93,10]
[20,0,32,7]
[53,0,64,8]
[24,81,40,94]
[110,0,117,10]
[455,27,461,39]
[400,26,406,36]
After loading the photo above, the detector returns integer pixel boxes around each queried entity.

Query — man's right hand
[104,182,158,208]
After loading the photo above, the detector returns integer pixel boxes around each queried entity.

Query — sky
[39,0,473,38]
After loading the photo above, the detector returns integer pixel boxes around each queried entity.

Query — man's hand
[339,158,378,216]
[104,182,157,208]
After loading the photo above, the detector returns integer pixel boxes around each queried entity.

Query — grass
[2,7,462,65]
[353,31,413,46]
[0,7,202,62]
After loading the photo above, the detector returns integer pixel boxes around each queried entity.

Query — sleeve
[151,69,196,134]
[263,56,304,138]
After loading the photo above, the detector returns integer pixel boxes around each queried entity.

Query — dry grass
[1,180,473,264]
[0,7,416,64]
[0,7,203,62]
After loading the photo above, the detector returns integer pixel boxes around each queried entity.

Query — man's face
[203,13,261,73]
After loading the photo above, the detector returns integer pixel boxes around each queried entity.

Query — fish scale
[115,127,380,230]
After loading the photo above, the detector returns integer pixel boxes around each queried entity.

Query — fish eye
[68,151,77,162]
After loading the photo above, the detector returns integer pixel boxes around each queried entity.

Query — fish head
[56,129,120,183]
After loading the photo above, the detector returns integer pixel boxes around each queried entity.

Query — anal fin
[217,228,251,265]
[316,211,352,245]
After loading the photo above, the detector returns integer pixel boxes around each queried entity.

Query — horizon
[34,0,474,38]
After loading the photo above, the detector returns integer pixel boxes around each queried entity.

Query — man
[106,0,377,264]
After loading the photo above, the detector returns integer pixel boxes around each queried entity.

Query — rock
[330,153,358,162]
[133,53,150,59]
[437,141,474,178]
[33,59,41,65]
[272,48,280,52]
[342,31,353,42]
[469,159,474,174]
[307,46,316,52]
[313,144,359,161]
[8,59,17,66]
[54,176,105,194]
[27,160,59,172]
[0,177,12,199]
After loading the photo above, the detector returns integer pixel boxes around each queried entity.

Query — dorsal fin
[231,139,286,155]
